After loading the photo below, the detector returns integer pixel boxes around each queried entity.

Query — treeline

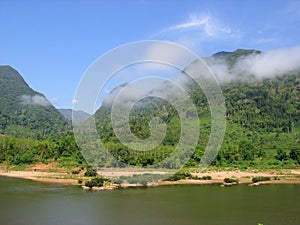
[0,133,84,166]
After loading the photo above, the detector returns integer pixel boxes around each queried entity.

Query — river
[0,176,299,225]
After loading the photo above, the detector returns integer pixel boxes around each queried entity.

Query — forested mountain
[1,48,300,169]
[93,49,300,168]
[0,66,70,139]
[211,48,261,67]
[59,109,90,125]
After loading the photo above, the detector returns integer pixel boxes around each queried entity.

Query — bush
[114,178,124,184]
[84,168,97,177]
[191,175,212,180]
[85,177,110,188]
[200,175,212,180]
[164,171,192,181]
[224,178,238,183]
[252,176,271,183]
[71,169,80,174]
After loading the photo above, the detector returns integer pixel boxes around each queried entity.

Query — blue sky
[1,0,300,110]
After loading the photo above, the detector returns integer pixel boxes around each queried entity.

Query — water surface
[0,176,299,225]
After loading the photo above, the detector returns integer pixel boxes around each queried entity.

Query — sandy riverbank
[114,169,300,188]
[1,165,300,189]
[0,163,82,185]
[0,170,80,185]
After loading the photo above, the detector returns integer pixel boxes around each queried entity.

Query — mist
[20,95,51,107]
[208,46,300,83]
[101,46,300,106]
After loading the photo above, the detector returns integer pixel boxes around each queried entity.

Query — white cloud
[236,46,300,78]
[151,12,240,53]
[170,15,211,33]
[20,95,51,107]
[207,46,300,82]
[164,14,233,38]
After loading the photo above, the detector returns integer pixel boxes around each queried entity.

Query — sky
[1,0,300,111]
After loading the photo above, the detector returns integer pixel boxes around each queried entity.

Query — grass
[11,164,28,171]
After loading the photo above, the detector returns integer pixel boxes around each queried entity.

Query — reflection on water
[0,176,299,225]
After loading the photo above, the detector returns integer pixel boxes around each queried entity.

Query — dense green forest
[92,73,300,169]
[0,133,84,167]
[0,66,70,139]
[92,49,300,169]
[1,49,300,170]
[0,66,82,167]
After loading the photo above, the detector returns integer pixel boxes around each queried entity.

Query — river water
[0,176,299,225]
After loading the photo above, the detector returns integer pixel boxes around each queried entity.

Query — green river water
[0,176,299,225]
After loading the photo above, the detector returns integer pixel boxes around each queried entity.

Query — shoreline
[0,170,80,185]
[1,165,300,189]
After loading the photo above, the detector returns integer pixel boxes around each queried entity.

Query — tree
[239,140,256,161]
[290,148,300,164]
[275,147,288,161]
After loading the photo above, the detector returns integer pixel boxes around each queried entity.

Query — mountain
[59,109,90,125]
[90,49,300,168]
[0,65,70,139]
[211,48,261,67]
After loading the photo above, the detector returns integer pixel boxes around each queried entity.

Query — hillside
[0,66,70,139]
[1,49,299,170]
[91,49,300,168]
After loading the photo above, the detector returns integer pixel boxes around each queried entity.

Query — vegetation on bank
[0,133,85,168]
[252,176,271,183]
[224,178,239,184]
[0,51,300,176]
[85,177,111,188]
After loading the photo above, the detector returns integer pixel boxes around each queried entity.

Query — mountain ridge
[90,48,300,167]
[0,65,71,139]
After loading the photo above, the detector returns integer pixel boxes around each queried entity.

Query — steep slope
[91,49,300,168]
[0,66,70,139]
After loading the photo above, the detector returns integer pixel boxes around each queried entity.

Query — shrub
[224,178,238,183]
[252,176,271,183]
[71,169,80,175]
[164,171,192,181]
[84,168,97,177]
[114,178,124,184]
[117,174,166,185]
[85,177,110,188]
[200,175,212,180]
[191,175,212,180]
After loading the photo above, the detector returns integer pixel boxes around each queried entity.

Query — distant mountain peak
[212,48,261,58]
